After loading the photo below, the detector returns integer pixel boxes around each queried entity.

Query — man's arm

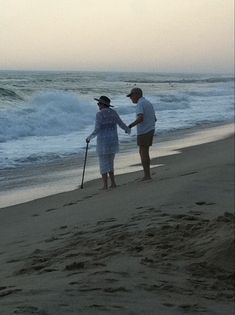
[128,114,143,129]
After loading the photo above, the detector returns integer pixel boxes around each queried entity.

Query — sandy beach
[0,134,234,314]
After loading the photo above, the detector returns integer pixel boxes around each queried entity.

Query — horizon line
[0,68,234,76]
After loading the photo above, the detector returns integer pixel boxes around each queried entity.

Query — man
[127,87,156,180]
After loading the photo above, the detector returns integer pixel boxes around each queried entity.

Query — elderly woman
[86,95,130,190]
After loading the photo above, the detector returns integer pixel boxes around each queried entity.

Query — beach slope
[0,135,234,314]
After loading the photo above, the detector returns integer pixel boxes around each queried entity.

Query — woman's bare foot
[109,184,117,188]
[100,186,108,190]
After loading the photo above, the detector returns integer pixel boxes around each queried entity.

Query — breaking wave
[0,91,96,142]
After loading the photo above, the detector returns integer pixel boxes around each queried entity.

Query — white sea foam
[0,91,96,142]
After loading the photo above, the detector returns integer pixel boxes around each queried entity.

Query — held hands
[125,127,131,134]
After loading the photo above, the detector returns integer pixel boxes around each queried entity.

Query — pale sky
[0,0,234,73]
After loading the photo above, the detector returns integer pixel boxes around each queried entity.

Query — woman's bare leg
[109,171,117,188]
[101,173,108,189]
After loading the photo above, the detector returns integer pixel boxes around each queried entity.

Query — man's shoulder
[139,97,153,108]
[138,97,145,103]
[139,96,151,104]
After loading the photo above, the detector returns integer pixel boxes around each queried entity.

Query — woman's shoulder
[103,108,118,116]
[109,108,119,116]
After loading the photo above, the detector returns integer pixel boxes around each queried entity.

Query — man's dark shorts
[137,129,155,147]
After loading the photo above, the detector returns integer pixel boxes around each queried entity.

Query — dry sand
[0,135,234,315]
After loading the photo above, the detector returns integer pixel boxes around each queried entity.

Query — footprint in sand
[64,261,86,271]
[0,286,7,290]
[158,213,169,217]
[41,268,58,273]
[103,286,130,293]
[7,258,22,264]
[83,195,94,200]
[140,206,156,214]
[195,201,216,206]
[88,304,125,311]
[44,236,59,243]
[93,223,124,234]
[45,208,57,212]
[96,218,116,225]
[171,214,198,221]
[88,304,108,310]
[69,281,79,285]
[223,212,235,221]
[59,225,68,229]
[188,210,202,215]
[104,278,119,283]
[163,303,175,308]
[180,171,198,176]
[147,207,155,210]
[63,198,93,206]
[63,201,77,207]
[178,304,207,313]
[0,286,22,298]
[14,305,48,315]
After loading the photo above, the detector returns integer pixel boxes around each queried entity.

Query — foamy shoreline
[1,122,234,208]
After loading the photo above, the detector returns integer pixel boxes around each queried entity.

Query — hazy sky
[0,0,234,73]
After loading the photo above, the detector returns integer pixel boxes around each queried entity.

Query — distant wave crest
[124,76,234,84]
[0,87,24,101]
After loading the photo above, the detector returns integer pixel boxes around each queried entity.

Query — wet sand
[0,123,234,208]
[0,134,234,314]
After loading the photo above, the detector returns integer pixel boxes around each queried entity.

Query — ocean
[0,70,234,206]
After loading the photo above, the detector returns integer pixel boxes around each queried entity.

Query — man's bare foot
[140,176,152,181]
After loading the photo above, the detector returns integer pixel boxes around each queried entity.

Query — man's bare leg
[109,171,117,188]
[139,145,151,180]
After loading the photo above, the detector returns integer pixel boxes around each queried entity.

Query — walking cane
[80,141,89,189]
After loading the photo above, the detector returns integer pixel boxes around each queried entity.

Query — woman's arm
[86,112,102,142]
[115,111,131,134]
